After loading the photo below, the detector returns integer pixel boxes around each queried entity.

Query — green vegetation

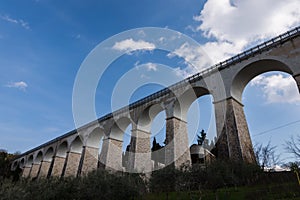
[0,150,21,182]
[1,158,299,199]
[145,182,300,200]
[0,170,145,200]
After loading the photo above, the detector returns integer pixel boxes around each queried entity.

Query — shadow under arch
[50,141,68,177]
[44,147,54,162]
[110,117,132,141]
[57,141,68,158]
[26,154,34,167]
[231,59,294,103]
[20,158,25,169]
[86,127,105,148]
[137,103,165,132]
[35,151,43,164]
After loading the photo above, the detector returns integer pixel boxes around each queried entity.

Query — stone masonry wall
[214,98,256,163]
[22,166,31,178]
[81,146,99,175]
[232,98,256,163]
[51,156,65,177]
[30,163,41,178]
[64,152,81,177]
[165,117,191,168]
[38,161,51,178]
[99,138,123,171]
[129,129,151,172]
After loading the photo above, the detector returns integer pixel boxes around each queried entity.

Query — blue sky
[1,0,300,164]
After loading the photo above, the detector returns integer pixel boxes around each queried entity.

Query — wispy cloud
[134,61,158,72]
[144,62,158,71]
[112,38,155,53]
[0,14,30,30]
[251,74,300,104]
[5,81,28,91]
[71,33,81,39]
[167,42,213,77]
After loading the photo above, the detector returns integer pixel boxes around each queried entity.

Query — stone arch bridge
[11,27,300,178]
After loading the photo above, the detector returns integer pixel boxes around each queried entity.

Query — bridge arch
[35,151,43,164]
[231,59,294,103]
[44,147,54,162]
[70,136,83,153]
[110,117,131,141]
[137,103,164,132]
[86,127,105,148]
[174,86,211,121]
[20,158,25,168]
[26,154,34,167]
[57,141,68,157]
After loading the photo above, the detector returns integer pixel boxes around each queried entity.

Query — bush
[149,160,262,193]
[0,170,145,200]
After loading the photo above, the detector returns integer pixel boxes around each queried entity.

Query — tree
[197,129,206,146]
[254,141,281,171]
[283,162,300,186]
[151,137,163,151]
[285,135,300,159]
[0,149,22,181]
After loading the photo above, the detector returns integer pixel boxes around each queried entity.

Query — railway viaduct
[11,27,300,178]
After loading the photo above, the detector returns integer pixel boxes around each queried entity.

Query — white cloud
[144,62,158,72]
[5,81,28,91]
[167,42,213,77]
[192,0,300,62]
[112,38,155,52]
[134,61,158,71]
[0,15,30,30]
[250,74,300,104]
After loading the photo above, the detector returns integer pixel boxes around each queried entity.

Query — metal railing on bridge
[104,26,300,120]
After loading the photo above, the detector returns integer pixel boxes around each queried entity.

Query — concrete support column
[51,156,66,177]
[214,97,256,163]
[165,116,191,168]
[38,160,51,178]
[64,151,82,177]
[30,163,41,178]
[81,146,99,175]
[22,166,31,178]
[99,138,123,171]
[128,128,151,173]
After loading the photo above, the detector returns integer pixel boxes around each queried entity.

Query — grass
[144,182,300,200]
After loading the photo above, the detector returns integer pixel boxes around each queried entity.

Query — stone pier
[81,146,99,175]
[38,160,51,178]
[214,98,256,163]
[22,166,31,178]
[30,163,41,178]
[128,128,151,172]
[51,156,66,177]
[64,152,82,177]
[99,138,123,171]
[165,116,191,168]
